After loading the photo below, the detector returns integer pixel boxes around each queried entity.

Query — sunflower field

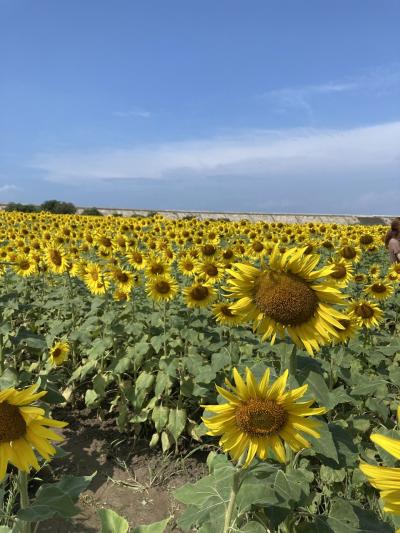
[0,210,400,532]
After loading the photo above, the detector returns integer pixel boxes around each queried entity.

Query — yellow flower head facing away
[202,367,327,468]
[360,433,400,516]
[0,385,67,481]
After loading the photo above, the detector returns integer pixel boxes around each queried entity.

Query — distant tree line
[4,200,104,216]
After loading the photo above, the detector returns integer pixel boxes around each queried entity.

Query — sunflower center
[371,283,386,294]
[191,286,209,301]
[204,264,218,276]
[236,398,288,437]
[52,347,62,358]
[357,304,374,319]
[254,271,318,326]
[151,264,164,275]
[155,281,171,294]
[49,249,62,266]
[221,305,235,317]
[360,235,373,245]
[342,246,356,259]
[330,265,347,279]
[223,250,234,260]
[252,241,264,252]
[116,272,129,283]
[0,402,27,442]
[19,260,31,271]
[202,245,216,257]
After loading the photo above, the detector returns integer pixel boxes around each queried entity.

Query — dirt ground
[36,407,208,532]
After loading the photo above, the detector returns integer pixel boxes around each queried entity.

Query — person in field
[385,218,400,263]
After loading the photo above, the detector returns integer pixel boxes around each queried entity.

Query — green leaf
[112,357,132,374]
[135,371,155,392]
[150,335,164,353]
[312,422,339,464]
[167,408,187,441]
[326,498,392,532]
[93,374,107,397]
[0,367,18,388]
[98,508,129,533]
[154,371,170,397]
[211,351,231,372]
[152,405,170,433]
[85,388,99,407]
[132,517,171,533]
[161,431,172,452]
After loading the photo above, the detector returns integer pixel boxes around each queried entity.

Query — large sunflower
[360,433,400,517]
[0,385,67,481]
[226,246,348,355]
[203,367,326,468]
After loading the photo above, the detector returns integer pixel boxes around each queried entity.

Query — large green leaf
[17,473,95,522]
[98,509,129,533]
[326,498,392,532]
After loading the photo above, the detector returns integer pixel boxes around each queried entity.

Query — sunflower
[113,288,131,302]
[109,266,134,293]
[364,279,394,301]
[353,273,366,284]
[83,263,109,295]
[49,340,70,366]
[202,367,327,468]
[360,433,400,517]
[338,244,362,263]
[12,254,37,277]
[213,302,243,326]
[195,259,225,284]
[247,240,268,260]
[332,317,360,344]
[0,385,67,481]
[183,282,216,308]
[327,258,353,286]
[368,263,381,278]
[178,254,197,277]
[145,255,170,278]
[359,233,375,247]
[348,299,384,328]
[226,246,348,355]
[146,275,179,303]
[45,245,70,274]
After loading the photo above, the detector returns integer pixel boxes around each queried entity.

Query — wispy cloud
[112,108,152,118]
[260,63,400,114]
[0,184,19,193]
[31,121,400,184]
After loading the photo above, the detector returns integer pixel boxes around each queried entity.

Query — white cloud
[0,184,19,193]
[31,122,400,186]
[260,63,400,112]
[113,108,152,118]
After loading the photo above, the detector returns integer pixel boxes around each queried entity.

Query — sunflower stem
[163,301,168,358]
[0,334,4,375]
[17,470,31,533]
[223,453,245,533]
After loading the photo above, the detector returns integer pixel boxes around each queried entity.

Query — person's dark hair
[385,218,400,247]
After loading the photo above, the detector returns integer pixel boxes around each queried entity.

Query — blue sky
[1,1,399,214]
